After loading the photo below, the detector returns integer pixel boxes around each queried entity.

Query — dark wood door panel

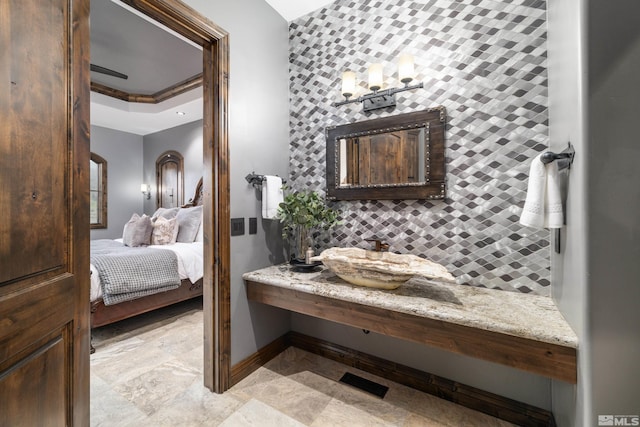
[0,330,69,427]
[0,0,90,424]
[0,0,68,285]
[0,277,74,364]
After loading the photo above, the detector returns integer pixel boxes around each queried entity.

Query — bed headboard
[182,177,203,207]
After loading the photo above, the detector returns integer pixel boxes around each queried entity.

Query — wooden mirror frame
[326,107,446,200]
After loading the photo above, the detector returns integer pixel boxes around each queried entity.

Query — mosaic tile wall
[288,0,550,295]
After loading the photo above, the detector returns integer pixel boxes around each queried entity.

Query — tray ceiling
[90,0,334,135]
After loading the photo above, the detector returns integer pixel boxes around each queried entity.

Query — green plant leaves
[276,190,340,239]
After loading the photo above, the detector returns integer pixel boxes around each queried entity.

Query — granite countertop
[243,264,578,349]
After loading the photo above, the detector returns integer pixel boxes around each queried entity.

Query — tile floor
[90,299,515,426]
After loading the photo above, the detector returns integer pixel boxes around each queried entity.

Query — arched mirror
[326,107,446,200]
[156,150,184,208]
[90,152,107,228]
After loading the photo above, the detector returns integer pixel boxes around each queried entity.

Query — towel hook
[540,142,575,170]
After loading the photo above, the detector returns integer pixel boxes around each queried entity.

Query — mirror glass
[338,127,427,187]
[326,108,446,200]
[90,152,107,229]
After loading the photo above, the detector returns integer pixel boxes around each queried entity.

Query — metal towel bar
[538,143,576,254]
[245,172,286,189]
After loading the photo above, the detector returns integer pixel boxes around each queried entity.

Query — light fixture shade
[398,54,414,85]
[141,184,149,193]
[341,70,356,98]
[368,63,383,92]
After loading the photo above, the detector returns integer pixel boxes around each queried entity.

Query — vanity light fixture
[334,54,424,112]
[141,184,151,200]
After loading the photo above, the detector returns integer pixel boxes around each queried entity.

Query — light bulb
[398,54,414,85]
[341,70,356,99]
[368,63,383,92]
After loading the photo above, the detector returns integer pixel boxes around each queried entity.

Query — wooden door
[0,0,90,425]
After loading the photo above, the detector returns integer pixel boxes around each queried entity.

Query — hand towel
[261,175,284,220]
[519,153,564,229]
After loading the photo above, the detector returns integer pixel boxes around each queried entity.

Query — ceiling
[264,0,335,22]
[90,0,334,135]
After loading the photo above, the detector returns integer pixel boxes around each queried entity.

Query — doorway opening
[89,0,230,393]
[156,151,185,209]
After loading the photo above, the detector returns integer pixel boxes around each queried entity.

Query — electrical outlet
[249,217,257,234]
[230,218,245,236]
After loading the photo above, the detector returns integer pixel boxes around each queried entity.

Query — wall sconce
[334,54,424,112]
[141,184,151,200]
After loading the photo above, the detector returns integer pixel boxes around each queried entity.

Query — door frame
[117,0,231,392]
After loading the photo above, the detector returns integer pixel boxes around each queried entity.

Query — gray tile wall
[288,0,551,294]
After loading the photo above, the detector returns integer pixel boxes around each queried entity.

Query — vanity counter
[243,264,578,383]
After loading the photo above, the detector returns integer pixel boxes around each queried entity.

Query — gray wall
[90,125,144,240]
[288,0,552,296]
[547,0,589,425]
[142,120,204,215]
[586,0,640,423]
[287,0,553,409]
[185,0,292,364]
[549,1,640,426]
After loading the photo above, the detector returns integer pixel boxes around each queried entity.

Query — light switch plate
[231,218,245,236]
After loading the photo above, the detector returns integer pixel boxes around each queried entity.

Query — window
[90,152,107,229]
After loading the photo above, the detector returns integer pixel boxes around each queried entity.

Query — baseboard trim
[230,334,290,386]
[229,331,555,426]
[288,331,556,427]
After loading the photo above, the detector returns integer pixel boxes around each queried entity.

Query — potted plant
[276,189,340,261]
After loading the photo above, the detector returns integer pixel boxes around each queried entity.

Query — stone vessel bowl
[310,247,455,290]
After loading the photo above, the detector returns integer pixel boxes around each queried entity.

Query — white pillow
[122,214,152,247]
[151,216,178,245]
[195,217,203,242]
[152,207,179,221]
[175,206,203,243]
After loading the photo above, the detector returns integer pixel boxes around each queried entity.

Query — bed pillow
[175,205,203,243]
[195,218,203,242]
[122,213,152,247]
[152,207,180,221]
[151,216,178,245]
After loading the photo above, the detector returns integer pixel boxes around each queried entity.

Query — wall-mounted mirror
[326,107,446,200]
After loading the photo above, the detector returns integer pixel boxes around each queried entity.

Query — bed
[90,178,204,342]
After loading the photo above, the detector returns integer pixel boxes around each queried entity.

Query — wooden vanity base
[245,279,577,384]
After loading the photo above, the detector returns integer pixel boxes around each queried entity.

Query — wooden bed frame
[90,178,204,341]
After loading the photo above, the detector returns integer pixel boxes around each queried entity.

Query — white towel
[261,175,284,220]
[519,153,563,229]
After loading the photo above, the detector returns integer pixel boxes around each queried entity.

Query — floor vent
[339,372,389,398]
